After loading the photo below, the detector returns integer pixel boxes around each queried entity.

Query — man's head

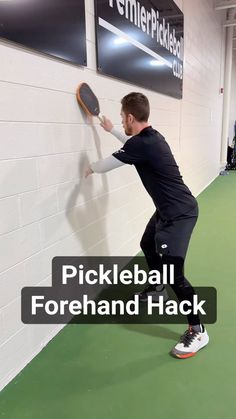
[121,92,150,136]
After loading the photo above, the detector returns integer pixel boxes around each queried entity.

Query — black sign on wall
[95,0,184,99]
[0,0,87,66]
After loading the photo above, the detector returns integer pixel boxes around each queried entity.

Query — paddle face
[76,83,100,117]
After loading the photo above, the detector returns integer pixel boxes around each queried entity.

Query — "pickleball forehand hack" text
[21,257,217,324]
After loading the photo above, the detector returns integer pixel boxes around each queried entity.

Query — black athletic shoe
[136,285,169,302]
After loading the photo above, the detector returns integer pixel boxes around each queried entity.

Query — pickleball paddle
[76,82,103,122]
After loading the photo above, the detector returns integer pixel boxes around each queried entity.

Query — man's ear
[128,114,135,123]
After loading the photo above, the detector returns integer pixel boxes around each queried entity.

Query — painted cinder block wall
[0,0,224,390]
[229,51,236,145]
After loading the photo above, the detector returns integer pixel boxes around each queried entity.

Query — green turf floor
[1,173,236,419]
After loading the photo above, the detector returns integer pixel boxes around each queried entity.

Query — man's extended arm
[85,117,129,178]
[85,155,125,177]
[91,155,125,173]
[110,127,129,144]
[100,116,129,144]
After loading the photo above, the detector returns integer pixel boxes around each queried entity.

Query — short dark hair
[121,92,150,122]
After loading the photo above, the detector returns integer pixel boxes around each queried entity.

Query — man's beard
[125,127,132,136]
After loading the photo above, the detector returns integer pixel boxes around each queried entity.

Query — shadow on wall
[66,120,110,256]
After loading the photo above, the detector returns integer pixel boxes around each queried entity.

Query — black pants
[140,211,200,326]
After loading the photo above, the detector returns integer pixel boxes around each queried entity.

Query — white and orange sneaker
[171,325,209,359]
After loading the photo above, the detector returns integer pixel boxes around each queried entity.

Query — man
[85,92,209,358]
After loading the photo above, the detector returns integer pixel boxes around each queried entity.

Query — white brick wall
[179,0,224,194]
[229,51,236,145]
[0,0,224,390]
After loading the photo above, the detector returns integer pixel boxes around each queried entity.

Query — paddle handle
[97,113,104,123]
